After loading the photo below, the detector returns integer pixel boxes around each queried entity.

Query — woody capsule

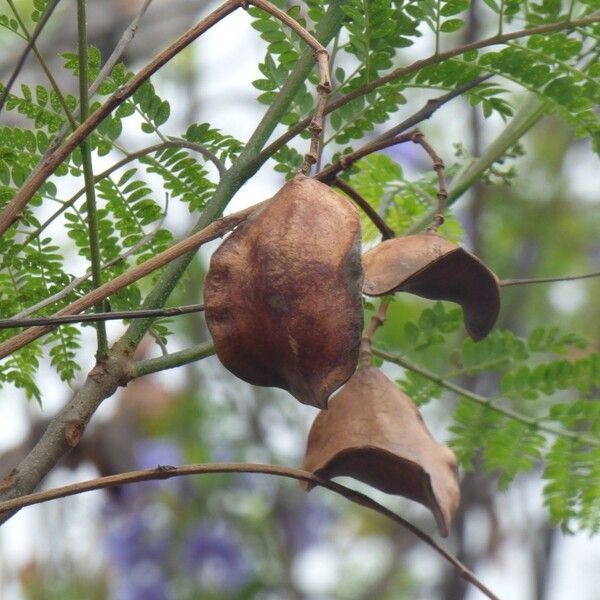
[362,232,500,341]
[302,365,460,537]
[204,175,364,409]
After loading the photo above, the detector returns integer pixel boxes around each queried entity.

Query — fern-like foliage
[387,301,600,531]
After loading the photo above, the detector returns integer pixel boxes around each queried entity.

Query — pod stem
[359,298,391,367]
[244,0,332,175]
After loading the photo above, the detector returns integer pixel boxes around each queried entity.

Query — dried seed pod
[302,366,460,536]
[362,233,500,341]
[204,175,363,409]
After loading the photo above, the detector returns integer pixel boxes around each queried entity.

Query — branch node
[64,420,85,448]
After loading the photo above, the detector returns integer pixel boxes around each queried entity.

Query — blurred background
[0,1,599,599]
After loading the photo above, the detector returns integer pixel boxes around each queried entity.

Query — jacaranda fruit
[204,175,363,408]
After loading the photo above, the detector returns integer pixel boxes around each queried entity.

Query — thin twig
[0,201,266,360]
[11,201,169,319]
[0,304,205,330]
[40,0,153,161]
[317,132,415,182]
[16,138,224,255]
[411,132,448,231]
[373,348,599,447]
[359,300,390,367]
[319,129,447,231]
[0,462,499,600]
[78,0,108,357]
[0,0,241,238]
[258,16,600,164]
[5,0,78,131]
[0,0,62,114]
[372,74,493,142]
[333,177,395,240]
[246,0,331,174]
[500,270,600,287]
[131,342,215,378]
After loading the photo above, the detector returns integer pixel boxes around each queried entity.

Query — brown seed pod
[302,366,460,536]
[204,175,363,409]
[362,233,500,341]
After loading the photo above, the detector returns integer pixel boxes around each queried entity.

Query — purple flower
[382,142,429,170]
[184,521,251,593]
[104,508,171,570]
[110,561,168,600]
[134,439,183,470]
[281,498,337,553]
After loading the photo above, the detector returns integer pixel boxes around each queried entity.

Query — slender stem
[406,93,546,234]
[77,0,108,357]
[247,0,332,174]
[121,0,346,350]
[0,202,264,360]
[371,74,493,143]
[6,0,78,130]
[11,209,167,319]
[500,270,600,286]
[359,299,390,367]
[0,462,499,600]
[17,138,224,254]
[435,0,441,55]
[0,304,205,330]
[317,131,415,182]
[40,0,153,161]
[131,342,215,377]
[411,132,447,231]
[0,0,62,114]
[373,348,599,447]
[258,15,600,163]
[333,177,395,240]
[0,0,241,239]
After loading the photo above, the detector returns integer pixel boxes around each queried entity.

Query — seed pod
[204,175,363,409]
[362,233,500,341]
[302,366,460,536]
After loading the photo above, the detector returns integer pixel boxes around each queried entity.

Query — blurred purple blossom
[104,508,171,569]
[184,521,251,593]
[280,498,337,553]
[110,561,168,600]
[382,142,429,170]
[134,439,184,470]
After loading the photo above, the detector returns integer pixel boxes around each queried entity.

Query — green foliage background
[0,0,599,597]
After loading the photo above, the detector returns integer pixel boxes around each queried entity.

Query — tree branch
[40,0,153,160]
[0,0,241,238]
[0,202,263,359]
[77,0,108,357]
[131,342,215,378]
[0,462,499,600]
[246,0,332,173]
[0,304,205,330]
[0,0,62,114]
[333,177,395,240]
[500,270,600,287]
[372,348,599,447]
[258,15,600,160]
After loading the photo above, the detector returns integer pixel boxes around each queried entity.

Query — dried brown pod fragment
[302,366,460,536]
[204,175,363,409]
[362,233,500,341]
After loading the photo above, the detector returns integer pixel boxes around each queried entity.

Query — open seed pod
[204,175,363,409]
[361,233,500,341]
[302,366,460,536]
